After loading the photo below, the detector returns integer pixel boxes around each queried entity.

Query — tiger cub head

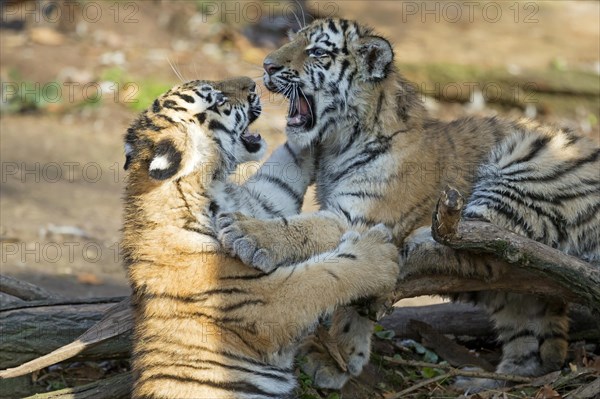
[263,18,423,148]
[124,77,264,184]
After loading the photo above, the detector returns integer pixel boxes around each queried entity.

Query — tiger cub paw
[453,373,504,393]
[336,224,399,286]
[398,226,438,279]
[299,339,351,390]
[299,320,373,389]
[216,212,278,273]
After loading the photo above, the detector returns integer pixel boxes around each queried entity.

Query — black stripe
[326,270,340,280]
[195,112,207,124]
[138,373,279,397]
[152,99,161,113]
[254,175,303,208]
[137,341,291,372]
[144,289,248,303]
[336,59,350,84]
[501,135,551,171]
[472,188,565,240]
[162,99,187,112]
[183,224,218,239]
[335,191,383,200]
[505,148,599,182]
[152,311,243,324]
[328,19,339,33]
[221,299,266,312]
[568,200,600,226]
[337,253,357,259]
[194,358,290,382]
[331,146,389,182]
[209,119,233,134]
[284,142,299,165]
[220,268,275,280]
[338,122,361,154]
[174,92,195,103]
[465,196,538,239]
[503,329,537,345]
[242,186,286,218]
[375,91,384,116]
[155,113,175,124]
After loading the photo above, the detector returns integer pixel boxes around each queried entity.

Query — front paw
[216,212,277,273]
[338,224,399,286]
[453,374,505,394]
[299,338,351,390]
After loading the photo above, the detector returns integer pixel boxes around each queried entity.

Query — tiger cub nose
[263,61,283,76]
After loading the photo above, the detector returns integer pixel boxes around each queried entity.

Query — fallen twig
[0,275,61,301]
[387,372,451,398]
[431,186,600,312]
[383,356,532,383]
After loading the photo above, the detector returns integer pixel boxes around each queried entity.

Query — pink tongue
[288,115,303,125]
[298,96,308,115]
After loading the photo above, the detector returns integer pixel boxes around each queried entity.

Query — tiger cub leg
[454,292,569,391]
[217,211,346,273]
[299,307,374,389]
[265,225,398,326]
[401,228,570,390]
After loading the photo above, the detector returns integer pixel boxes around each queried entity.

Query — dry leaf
[534,385,561,399]
[77,273,103,285]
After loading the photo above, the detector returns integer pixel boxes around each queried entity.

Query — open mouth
[287,88,315,130]
[240,103,263,153]
[240,126,262,153]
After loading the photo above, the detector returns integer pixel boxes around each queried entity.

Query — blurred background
[1,0,599,299]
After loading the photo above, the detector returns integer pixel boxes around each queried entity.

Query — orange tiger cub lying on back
[121,76,399,399]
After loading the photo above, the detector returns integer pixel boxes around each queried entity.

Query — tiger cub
[216,18,599,390]
[121,77,399,399]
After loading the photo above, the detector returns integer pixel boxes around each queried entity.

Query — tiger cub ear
[148,139,182,180]
[356,36,394,81]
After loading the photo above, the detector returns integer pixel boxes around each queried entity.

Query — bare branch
[431,186,600,312]
[0,275,61,301]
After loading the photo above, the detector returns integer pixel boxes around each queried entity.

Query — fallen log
[398,62,600,116]
[380,303,600,342]
[431,186,600,312]
[1,298,597,381]
[0,297,129,370]
[0,292,24,308]
[23,371,131,399]
[0,275,61,301]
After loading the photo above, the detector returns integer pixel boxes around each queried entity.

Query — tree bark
[22,372,131,399]
[380,302,600,342]
[0,275,61,301]
[431,186,600,312]
[0,298,130,371]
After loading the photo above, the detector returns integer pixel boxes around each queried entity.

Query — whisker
[294,0,306,28]
[240,60,266,72]
[288,6,303,31]
[167,57,185,83]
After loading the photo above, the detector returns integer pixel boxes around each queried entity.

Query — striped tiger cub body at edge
[121,76,399,398]
[218,18,600,391]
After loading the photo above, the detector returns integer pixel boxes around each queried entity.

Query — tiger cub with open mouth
[122,76,399,399]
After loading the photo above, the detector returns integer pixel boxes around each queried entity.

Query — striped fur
[218,18,600,389]
[122,77,399,398]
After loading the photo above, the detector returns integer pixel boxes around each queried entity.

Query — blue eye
[309,48,327,57]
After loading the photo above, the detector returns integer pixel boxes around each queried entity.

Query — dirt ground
[1,0,599,302]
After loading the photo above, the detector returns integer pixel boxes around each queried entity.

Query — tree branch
[431,186,600,312]
[0,275,61,301]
